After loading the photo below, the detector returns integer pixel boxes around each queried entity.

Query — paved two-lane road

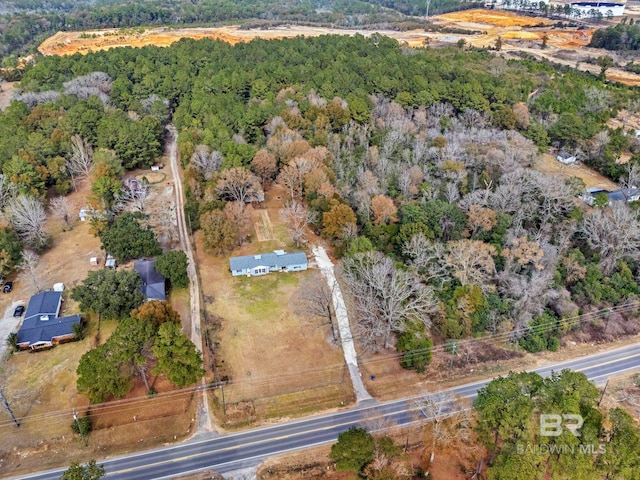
[17,343,640,480]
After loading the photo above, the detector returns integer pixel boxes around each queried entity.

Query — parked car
[13,305,24,317]
[3,281,12,293]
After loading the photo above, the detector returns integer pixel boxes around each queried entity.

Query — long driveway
[166,125,212,432]
[312,245,372,403]
[16,342,640,480]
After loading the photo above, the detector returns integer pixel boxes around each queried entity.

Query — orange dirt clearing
[438,8,553,27]
[39,25,399,56]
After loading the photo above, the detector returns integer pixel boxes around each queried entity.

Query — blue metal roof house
[229,250,308,277]
[16,291,82,350]
[134,258,166,301]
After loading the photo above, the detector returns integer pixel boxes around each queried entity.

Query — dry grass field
[534,154,620,190]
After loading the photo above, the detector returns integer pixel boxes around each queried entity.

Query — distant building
[229,250,308,277]
[557,151,577,164]
[79,207,105,222]
[16,291,82,350]
[105,254,117,269]
[134,258,166,301]
[582,187,640,205]
[570,2,625,16]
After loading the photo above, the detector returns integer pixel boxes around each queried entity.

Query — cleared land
[534,153,620,190]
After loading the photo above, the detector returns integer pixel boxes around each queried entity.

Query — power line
[1,301,637,431]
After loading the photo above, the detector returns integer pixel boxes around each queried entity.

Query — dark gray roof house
[16,291,81,350]
[134,258,166,301]
[582,187,640,205]
[229,250,307,277]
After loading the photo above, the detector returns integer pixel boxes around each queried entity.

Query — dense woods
[590,20,640,50]
[6,35,640,368]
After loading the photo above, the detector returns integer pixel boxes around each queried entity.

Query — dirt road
[166,124,213,432]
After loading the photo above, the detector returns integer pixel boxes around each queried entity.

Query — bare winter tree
[299,279,338,342]
[215,167,262,203]
[66,135,94,190]
[113,177,149,212]
[343,251,437,351]
[63,71,112,105]
[402,233,449,285]
[19,249,41,292]
[277,156,318,200]
[445,240,496,291]
[8,195,48,250]
[280,200,317,247]
[580,202,640,275]
[49,196,75,231]
[620,162,640,190]
[0,173,17,212]
[157,205,178,247]
[415,390,471,463]
[191,145,222,180]
[13,90,61,108]
[223,201,253,245]
[498,242,559,331]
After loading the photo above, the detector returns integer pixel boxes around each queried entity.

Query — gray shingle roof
[134,259,166,301]
[17,291,80,346]
[17,314,81,346]
[229,251,307,272]
[23,291,61,322]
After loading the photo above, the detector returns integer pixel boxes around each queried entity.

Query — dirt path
[253,209,274,242]
[166,124,213,433]
[312,246,373,403]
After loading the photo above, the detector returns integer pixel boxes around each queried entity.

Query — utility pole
[598,380,609,407]
[219,383,226,416]
[0,388,19,427]
[425,0,432,20]
[73,409,87,446]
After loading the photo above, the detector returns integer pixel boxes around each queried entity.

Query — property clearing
[534,153,619,190]
[0,81,16,110]
[195,186,354,427]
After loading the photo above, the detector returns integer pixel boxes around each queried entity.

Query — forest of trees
[0,31,639,376]
[329,370,640,478]
[589,19,640,51]
[7,34,640,370]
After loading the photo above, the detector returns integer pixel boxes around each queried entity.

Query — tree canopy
[71,269,145,320]
[98,212,161,263]
[154,250,189,288]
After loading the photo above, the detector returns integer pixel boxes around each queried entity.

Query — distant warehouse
[570,2,625,16]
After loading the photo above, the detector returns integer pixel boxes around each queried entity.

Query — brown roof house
[16,291,81,350]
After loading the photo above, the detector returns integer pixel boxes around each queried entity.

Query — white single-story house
[16,291,82,350]
[229,250,307,277]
